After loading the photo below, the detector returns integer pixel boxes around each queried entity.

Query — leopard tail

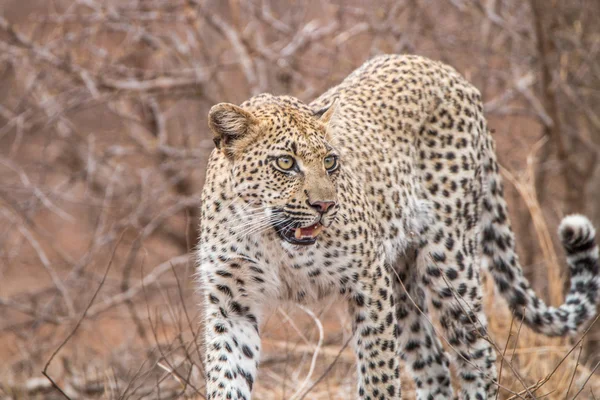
[480,133,599,336]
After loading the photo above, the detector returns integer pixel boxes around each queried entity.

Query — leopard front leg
[350,260,402,400]
[393,262,453,399]
[201,265,262,400]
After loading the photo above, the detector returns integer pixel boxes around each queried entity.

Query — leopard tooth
[295,228,302,239]
[313,225,323,236]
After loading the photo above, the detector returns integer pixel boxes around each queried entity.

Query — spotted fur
[197,54,600,400]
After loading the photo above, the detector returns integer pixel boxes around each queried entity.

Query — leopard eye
[276,155,295,171]
[324,155,338,171]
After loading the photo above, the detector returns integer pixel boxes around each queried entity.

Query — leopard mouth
[275,221,324,246]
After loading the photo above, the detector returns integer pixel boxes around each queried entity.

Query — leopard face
[208,95,340,246]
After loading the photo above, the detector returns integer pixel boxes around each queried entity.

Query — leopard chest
[255,230,366,303]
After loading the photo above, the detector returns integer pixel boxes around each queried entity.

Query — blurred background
[1,0,599,399]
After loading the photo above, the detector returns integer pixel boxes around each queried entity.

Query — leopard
[197,54,600,400]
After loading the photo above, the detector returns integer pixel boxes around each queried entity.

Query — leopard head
[208,95,340,246]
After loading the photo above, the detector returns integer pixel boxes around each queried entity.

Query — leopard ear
[208,103,258,158]
[313,99,338,125]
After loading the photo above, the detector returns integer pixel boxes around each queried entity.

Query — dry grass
[1,0,599,399]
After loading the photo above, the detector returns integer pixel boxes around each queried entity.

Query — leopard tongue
[294,223,323,239]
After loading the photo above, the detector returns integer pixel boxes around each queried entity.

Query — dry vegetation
[1,0,599,399]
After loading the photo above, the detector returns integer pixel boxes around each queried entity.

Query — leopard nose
[308,200,336,213]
